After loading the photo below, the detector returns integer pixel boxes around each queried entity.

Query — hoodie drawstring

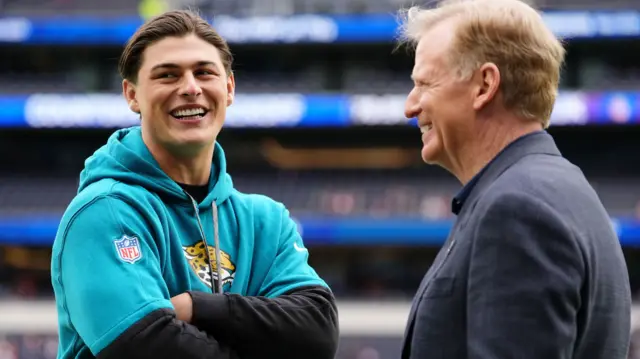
[211,203,224,294]
[189,196,224,294]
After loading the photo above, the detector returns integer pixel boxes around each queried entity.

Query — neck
[449,115,542,184]
[142,133,214,186]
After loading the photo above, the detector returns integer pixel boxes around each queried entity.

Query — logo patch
[182,242,235,291]
[114,235,142,264]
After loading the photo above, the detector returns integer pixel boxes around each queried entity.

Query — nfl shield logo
[114,235,142,264]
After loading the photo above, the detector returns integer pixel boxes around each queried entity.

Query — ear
[122,79,140,114]
[226,72,235,107]
[472,62,500,111]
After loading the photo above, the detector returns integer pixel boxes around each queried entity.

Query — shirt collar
[451,130,550,215]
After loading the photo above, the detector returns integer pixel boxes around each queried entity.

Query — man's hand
[171,293,193,323]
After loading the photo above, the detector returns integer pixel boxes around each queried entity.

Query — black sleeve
[97,308,238,359]
[187,285,339,359]
[466,192,585,359]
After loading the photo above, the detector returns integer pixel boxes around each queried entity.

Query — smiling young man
[50,10,338,359]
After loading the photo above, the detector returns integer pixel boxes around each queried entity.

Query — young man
[399,0,630,358]
[50,10,338,359]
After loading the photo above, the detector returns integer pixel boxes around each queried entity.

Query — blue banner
[1,214,639,246]
[1,11,640,44]
[0,91,639,129]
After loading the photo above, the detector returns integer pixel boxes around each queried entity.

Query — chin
[421,145,442,165]
[181,134,216,149]
[168,128,215,148]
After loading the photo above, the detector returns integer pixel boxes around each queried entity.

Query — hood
[78,126,234,209]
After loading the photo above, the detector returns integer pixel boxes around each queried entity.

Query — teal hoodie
[50,126,327,358]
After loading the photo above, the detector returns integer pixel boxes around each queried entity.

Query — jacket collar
[451,130,561,215]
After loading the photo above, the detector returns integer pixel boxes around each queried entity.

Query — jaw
[420,126,448,168]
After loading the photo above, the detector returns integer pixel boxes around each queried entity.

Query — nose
[404,87,421,119]
[180,73,202,97]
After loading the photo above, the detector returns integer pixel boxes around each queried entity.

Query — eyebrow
[411,74,422,83]
[150,61,219,71]
[411,68,436,83]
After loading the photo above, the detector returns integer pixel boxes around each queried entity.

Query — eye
[157,72,176,79]
[195,69,215,77]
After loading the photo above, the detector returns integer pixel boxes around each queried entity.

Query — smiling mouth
[420,124,433,133]
[170,107,209,121]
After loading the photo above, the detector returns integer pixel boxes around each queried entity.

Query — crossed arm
[55,196,338,359]
[98,286,338,359]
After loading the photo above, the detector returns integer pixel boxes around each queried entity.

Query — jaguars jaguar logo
[182,242,236,290]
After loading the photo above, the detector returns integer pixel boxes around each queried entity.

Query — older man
[399,1,631,359]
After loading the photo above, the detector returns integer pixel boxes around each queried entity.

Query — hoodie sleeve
[54,195,236,359]
[259,205,329,296]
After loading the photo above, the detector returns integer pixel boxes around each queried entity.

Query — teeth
[172,108,205,118]
[420,124,433,134]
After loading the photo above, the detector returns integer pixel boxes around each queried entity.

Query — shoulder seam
[52,192,131,342]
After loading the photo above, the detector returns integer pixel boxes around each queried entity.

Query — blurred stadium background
[2,0,640,358]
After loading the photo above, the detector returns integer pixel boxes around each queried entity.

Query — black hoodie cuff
[187,290,232,332]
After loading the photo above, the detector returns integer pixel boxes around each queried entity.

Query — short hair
[118,10,233,83]
[398,0,565,128]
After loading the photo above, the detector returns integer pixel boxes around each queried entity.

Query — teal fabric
[51,126,327,357]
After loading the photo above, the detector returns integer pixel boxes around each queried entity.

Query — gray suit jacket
[401,131,631,359]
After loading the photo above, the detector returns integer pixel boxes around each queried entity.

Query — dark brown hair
[118,10,233,83]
